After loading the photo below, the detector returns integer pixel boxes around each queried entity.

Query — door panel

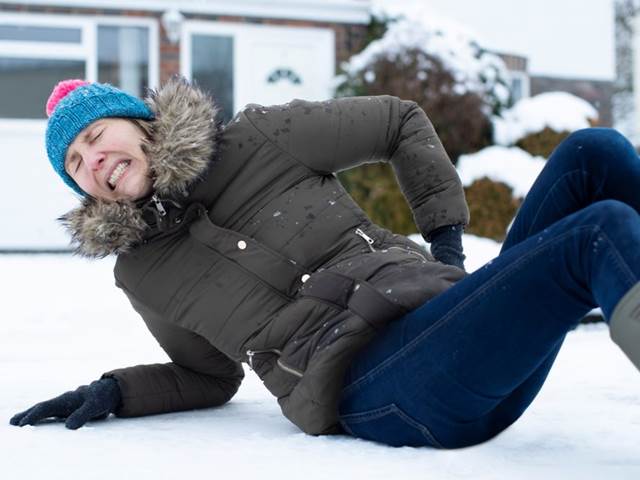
[185,22,334,121]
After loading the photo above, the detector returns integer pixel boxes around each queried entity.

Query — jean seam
[339,403,444,448]
[342,225,598,397]
[596,227,638,291]
[526,169,585,237]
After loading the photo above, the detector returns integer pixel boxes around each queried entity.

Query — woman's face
[64,118,153,202]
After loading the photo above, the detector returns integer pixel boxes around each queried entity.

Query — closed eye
[91,129,104,143]
[65,154,80,174]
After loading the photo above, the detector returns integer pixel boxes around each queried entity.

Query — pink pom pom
[46,79,89,117]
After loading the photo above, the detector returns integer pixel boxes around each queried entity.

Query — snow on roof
[456,146,546,198]
[343,1,510,108]
[493,92,599,146]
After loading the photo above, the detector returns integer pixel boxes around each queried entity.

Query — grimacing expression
[64,118,154,202]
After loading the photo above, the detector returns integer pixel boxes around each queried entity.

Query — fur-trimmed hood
[57,77,223,258]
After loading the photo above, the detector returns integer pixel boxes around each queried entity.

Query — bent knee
[563,128,632,155]
[582,199,638,225]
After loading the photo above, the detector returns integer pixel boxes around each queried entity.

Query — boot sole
[610,281,640,372]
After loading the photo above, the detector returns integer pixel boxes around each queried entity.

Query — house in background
[496,51,613,127]
[0,0,370,251]
[613,0,640,146]
[496,52,530,105]
[530,75,613,127]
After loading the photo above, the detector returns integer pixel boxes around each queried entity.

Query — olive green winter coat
[60,77,469,435]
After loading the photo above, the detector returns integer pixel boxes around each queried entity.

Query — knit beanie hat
[45,79,155,196]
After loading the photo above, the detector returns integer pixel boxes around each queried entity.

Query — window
[98,26,149,97]
[508,72,530,105]
[192,34,234,123]
[0,58,85,118]
[0,15,157,120]
[0,25,81,43]
[511,77,523,103]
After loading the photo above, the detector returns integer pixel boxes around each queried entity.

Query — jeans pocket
[339,403,443,448]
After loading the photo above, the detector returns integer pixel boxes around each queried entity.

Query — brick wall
[0,3,368,84]
[495,52,528,73]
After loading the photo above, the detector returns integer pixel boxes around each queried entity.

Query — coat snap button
[237,240,247,250]
[301,274,310,283]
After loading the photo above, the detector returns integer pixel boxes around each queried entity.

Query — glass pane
[98,25,149,97]
[0,57,85,119]
[0,24,81,43]
[192,35,233,123]
[511,78,523,103]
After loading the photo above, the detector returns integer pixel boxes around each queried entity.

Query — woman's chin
[117,182,147,202]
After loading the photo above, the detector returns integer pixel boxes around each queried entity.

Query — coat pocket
[189,213,312,299]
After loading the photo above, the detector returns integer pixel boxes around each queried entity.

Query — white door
[182,21,335,123]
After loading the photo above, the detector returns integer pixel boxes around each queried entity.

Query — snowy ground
[2,242,640,479]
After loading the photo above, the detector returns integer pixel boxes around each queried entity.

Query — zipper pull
[355,228,376,252]
[151,194,167,217]
[246,350,255,370]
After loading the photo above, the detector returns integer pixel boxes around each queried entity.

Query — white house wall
[0,121,79,250]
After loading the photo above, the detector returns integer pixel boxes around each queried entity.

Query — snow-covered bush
[334,9,512,235]
[335,14,511,163]
[455,93,597,240]
[457,147,547,240]
[457,146,547,198]
[494,92,599,157]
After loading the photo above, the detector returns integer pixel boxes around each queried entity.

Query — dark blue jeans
[338,128,640,449]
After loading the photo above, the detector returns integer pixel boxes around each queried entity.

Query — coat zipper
[355,228,428,262]
[151,193,167,217]
[354,228,376,252]
[246,349,304,378]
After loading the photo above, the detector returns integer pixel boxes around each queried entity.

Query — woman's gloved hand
[427,224,466,271]
[9,377,121,430]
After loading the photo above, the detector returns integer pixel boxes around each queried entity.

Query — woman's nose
[85,152,105,171]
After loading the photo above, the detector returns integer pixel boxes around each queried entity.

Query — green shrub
[463,177,521,242]
[338,164,417,235]
[515,127,571,158]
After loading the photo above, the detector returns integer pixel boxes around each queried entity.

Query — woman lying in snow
[9,77,640,448]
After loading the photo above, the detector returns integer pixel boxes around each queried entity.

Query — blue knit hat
[45,79,155,196]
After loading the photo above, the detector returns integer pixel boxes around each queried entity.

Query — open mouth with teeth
[108,160,131,190]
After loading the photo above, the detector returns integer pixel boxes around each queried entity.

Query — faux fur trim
[146,77,221,196]
[57,76,222,258]
[58,199,148,258]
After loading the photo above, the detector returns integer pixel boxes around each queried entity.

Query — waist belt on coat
[298,270,408,329]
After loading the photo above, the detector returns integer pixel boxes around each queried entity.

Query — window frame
[508,70,531,105]
[0,12,159,128]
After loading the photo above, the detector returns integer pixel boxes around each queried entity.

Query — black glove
[9,377,121,430]
[427,224,466,270]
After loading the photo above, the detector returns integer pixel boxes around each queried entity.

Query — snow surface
[455,146,546,198]
[3,236,640,479]
[493,92,599,146]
